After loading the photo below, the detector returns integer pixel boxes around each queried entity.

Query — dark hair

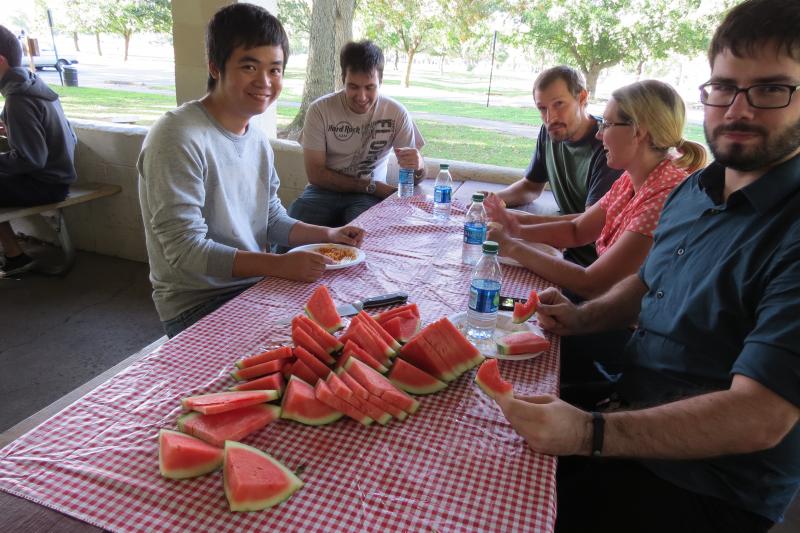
[205,3,289,91]
[340,40,384,83]
[708,0,800,66]
[533,65,587,99]
[0,25,22,68]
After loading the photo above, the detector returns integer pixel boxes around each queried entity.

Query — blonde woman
[486,80,707,300]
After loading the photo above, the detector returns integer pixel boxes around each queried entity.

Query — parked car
[30,51,79,72]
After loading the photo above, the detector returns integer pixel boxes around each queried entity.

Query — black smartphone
[498,295,527,311]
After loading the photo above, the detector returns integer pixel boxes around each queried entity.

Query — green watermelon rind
[158,429,223,480]
[512,290,540,324]
[496,331,550,355]
[280,376,344,426]
[475,360,513,400]
[223,441,304,511]
[387,360,447,396]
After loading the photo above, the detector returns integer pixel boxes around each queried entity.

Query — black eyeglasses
[598,119,633,132]
[699,82,800,109]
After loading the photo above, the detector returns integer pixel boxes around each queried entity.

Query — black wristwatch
[591,411,605,457]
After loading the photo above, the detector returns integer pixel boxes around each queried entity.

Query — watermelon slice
[388,359,447,395]
[512,290,540,324]
[224,441,303,511]
[496,331,550,355]
[304,285,343,332]
[230,372,285,393]
[288,359,320,386]
[293,346,332,380]
[236,345,293,369]
[354,311,401,352]
[381,314,420,344]
[326,373,392,425]
[281,376,343,425]
[338,340,388,374]
[344,358,420,414]
[158,429,223,479]
[178,404,281,447]
[294,315,344,354]
[292,324,336,365]
[338,372,398,422]
[181,390,279,415]
[475,359,513,400]
[429,318,484,373]
[314,379,373,425]
[374,303,420,323]
[340,321,392,365]
[232,359,286,381]
[398,333,457,382]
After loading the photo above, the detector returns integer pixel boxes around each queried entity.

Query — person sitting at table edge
[496,1,800,531]
[0,24,77,277]
[137,4,364,338]
[491,65,623,267]
[286,40,426,230]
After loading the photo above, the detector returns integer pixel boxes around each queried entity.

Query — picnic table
[0,194,560,532]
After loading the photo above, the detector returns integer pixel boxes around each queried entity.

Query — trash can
[63,66,78,87]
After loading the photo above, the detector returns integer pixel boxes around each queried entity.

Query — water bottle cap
[439,164,450,169]
[482,241,499,254]
[472,193,485,202]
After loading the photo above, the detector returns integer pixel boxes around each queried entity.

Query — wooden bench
[0,182,122,275]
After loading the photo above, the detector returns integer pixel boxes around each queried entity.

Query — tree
[99,0,172,61]
[61,0,105,54]
[278,0,312,54]
[441,0,499,71]
[281,0,357,140]
[512,0,716,94]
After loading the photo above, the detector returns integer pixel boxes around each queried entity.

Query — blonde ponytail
[673,139,708,173]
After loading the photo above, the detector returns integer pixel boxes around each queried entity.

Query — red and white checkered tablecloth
[0,196,560,532]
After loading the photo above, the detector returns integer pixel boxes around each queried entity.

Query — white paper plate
[497,242,561,268]
[288,243,366,270]
[449,311,548,360]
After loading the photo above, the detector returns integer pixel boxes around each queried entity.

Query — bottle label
[434,186,451,204]
[399,168,415,186]
[469,280,500,314]
[463,222,487,245]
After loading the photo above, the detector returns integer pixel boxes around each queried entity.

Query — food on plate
[512,289,540,324]
[304,285,344,333]
[475,359,514,400]
[158,429,224,479]
[223,441,304,511]
[315,245,357,263]
[496,331,550,356]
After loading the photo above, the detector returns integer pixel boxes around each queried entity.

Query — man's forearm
[577,273,646,333]
[287,221,330,246]
[496,179,544,207]
[308,166,370,194]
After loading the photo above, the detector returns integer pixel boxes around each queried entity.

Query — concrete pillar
[171,0,279,138]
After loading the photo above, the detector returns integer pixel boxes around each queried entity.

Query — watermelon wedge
[339,372,397,422]
[281,376,343,425]
[230,372,285,393]
[181,390,279,415]
[293,346,332,380]
[224,441,303,511]
[294,315,344,354]
[178,404,280,447]
[326,373,392,425]
[354,311,401,352]
[512,290,540,324]
[304,285,343,332]
[344,358,420,414]
[381,314,420,344]
[288,359,320,386]
[232,359,286,381]
[388,359,447,395]
[398,333,457,382]
[429,318,484,373]
[496,331,550,355]
[158,429,223,479]
[338,340,388,374]
[292,324,336,365]
[236,345,293,369]
[374,303,420,323]
[340,321,392,365]
[475,359,513,400]
[314,379,373,425]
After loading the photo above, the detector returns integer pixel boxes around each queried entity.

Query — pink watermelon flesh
[158,429,223,479]
[293,346,332,380]
[326,373,391,425]
[232,359,286,381]
[416,333,461,380]
[289,358,320,385]
[304,285,343,332]
[375,303,420,323]
[296,315,344,353]
[354,311,401,352]
[398,333,455,382]
[236,345,293,369]
[512,290,540,324]
[314,379,373,425]
[182,390,279,415]
[381,314,420,343]
[475,359,513,400]
[339,340,388,373]
[230,372,285,393]
[281,376,343,425]
[388,359,447,395]
[292,325,336,365]
[224,441,303,511]
[345,358,419,414]
[430,318,484,373]
[339,373,394,422]
[360,387,408,421]
[178,404,280,447]
[341,321,392,364]
[496,331,550,355]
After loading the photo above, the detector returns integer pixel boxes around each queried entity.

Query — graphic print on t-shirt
[327,117,397,180]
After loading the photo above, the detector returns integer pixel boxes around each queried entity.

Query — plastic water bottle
[398,167,415,198]
[466,241,502,341]
[433,163,453,221]
[462,193,487,265]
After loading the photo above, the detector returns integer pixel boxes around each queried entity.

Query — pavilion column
[171,0,279,138]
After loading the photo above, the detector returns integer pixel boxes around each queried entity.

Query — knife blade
[336,291,408,317]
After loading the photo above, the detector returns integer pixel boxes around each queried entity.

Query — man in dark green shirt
[494,1,800,531]
[494,66,622,267]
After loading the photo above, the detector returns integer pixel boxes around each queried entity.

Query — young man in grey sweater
[138,4,364,337]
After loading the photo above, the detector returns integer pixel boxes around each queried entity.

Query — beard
[706,117,800,171]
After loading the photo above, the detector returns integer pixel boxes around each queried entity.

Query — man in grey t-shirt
[138,5,363,338]
[288,40,426,228]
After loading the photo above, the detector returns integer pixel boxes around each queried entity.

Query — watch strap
[591,411,604,457]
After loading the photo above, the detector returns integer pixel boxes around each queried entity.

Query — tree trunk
[95,32,102,56]
[333,0,356,91]
[73,32,80,52]
[403,47,416,88]
[281,0,337,140]
[584,65,602,96]
[394,50,399,70]
[123,31,131,62]
[440,54,444,75]
[635,59,645,80]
